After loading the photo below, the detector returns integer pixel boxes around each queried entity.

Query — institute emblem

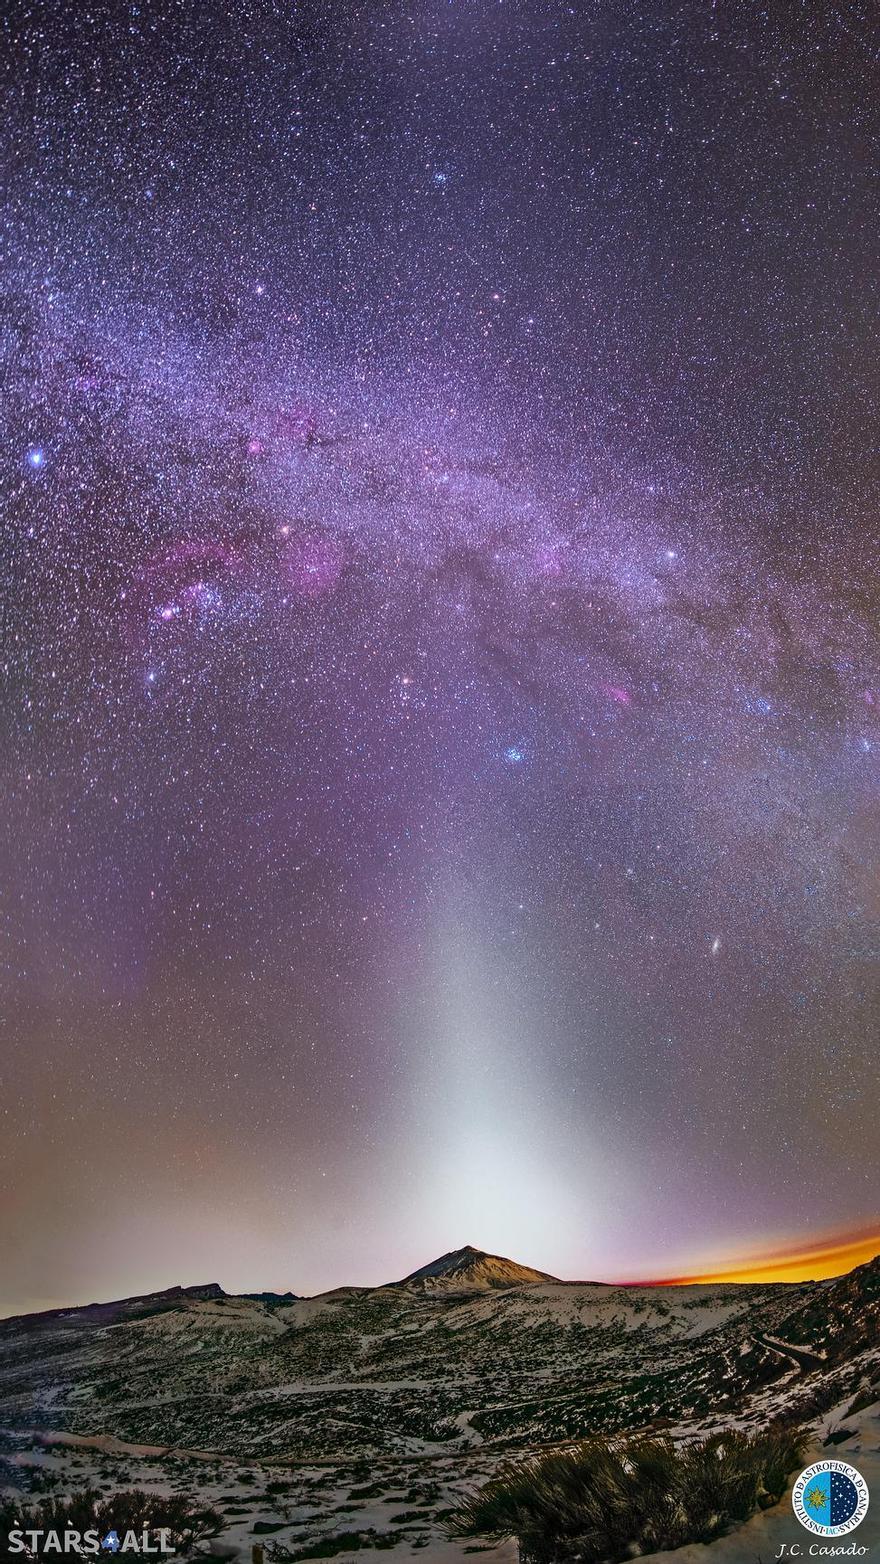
[792,1459,869,1535]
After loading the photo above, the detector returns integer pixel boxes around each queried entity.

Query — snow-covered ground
[2,1397,876,1562]
[1,1254,876,1560]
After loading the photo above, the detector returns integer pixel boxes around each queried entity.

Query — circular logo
[792,1460,869,1535]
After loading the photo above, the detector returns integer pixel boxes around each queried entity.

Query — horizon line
[3,1226,879,1320]
[629,1227,880,1286]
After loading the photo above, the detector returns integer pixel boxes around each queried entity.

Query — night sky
[2,1,879,1315]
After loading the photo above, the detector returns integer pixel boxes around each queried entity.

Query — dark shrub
[0,1488,223,1560]
[449,1423,808,1563]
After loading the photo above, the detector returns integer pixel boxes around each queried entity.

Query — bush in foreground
[449,1423,808,1563]
[0,1488,223,1560]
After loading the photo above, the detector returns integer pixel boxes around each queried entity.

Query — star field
[1,0,879,1311]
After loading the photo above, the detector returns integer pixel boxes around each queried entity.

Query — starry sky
[2,0,879,1316]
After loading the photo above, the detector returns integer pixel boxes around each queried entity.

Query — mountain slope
[1,1252,877,1564]
[766,1252,880,1361]
[0,1252,876,1465]
[0,1283,227,1335]
[394,1244,559,1291]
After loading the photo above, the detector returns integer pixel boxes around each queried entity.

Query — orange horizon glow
[628,1228,880,1287]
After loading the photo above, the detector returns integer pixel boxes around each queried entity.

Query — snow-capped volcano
[393,1243,559,1291]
